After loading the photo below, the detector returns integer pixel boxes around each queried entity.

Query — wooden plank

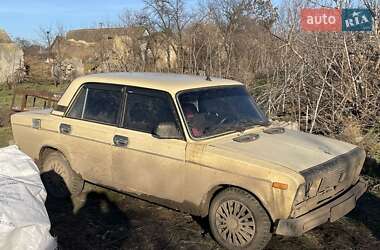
[11,88,61,112]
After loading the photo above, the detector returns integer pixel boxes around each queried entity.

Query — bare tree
[38,26,56,60]
[142,0,192,71]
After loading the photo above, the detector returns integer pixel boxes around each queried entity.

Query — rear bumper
[275,178,367,236]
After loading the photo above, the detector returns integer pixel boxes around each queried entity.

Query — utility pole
[46,31,51,60]
[98,22,105,71]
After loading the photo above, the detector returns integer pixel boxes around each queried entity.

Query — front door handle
[59,123,71,134]
[113,135,128,147]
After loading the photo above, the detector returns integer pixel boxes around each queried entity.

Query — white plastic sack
[0,146,56,250]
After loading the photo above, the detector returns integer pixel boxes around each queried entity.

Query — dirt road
[46,183,380,250]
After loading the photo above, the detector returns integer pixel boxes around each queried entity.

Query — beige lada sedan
[11,72,367,249]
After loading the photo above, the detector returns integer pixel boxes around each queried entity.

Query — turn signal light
[272,182,288,190]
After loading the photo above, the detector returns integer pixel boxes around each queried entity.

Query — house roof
[65,27,143,43]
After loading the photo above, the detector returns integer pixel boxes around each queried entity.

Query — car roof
[57,72,243,107]
[77,72,241,91]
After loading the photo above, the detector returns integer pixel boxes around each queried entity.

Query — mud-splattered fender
[184,142,303,221]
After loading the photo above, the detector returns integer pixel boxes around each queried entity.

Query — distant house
[50,27,178,74]
[66,27,129,43]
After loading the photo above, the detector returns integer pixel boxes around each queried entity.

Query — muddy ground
[46,182,380,250]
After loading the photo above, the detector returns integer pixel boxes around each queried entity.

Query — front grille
[301,147,365,196]
[292,147,366,218]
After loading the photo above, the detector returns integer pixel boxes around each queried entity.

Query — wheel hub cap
[226,217,239,231]
[215,200,256,247]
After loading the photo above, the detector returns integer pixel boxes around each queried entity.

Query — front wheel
[209,188,272,250]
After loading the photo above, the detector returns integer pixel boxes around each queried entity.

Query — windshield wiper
[231,120,268,133]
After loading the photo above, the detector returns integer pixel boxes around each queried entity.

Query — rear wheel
[209,188,272,250]
[41,151,84,198]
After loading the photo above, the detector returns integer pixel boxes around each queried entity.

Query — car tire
[209,188,272,250]
[41,151,84,198]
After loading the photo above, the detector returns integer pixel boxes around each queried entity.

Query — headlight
[307,178,322,197]
[293,184,306,206]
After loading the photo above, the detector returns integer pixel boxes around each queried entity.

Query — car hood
[208,128,357,172]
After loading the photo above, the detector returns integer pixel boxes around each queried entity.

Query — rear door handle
[113,135,128,147]
[59,123,71,134]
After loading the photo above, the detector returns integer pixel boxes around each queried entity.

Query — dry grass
[338,119,380,166]
[0,127,11,147]
[336,119,380,185]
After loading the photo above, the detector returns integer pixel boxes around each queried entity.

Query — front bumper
[275,178,367,236]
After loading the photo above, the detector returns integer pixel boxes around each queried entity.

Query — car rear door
[60,83,124,186]
[111,87,186,203]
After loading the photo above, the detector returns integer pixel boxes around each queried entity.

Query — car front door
[60,83,124,186]
[112,87,186,203]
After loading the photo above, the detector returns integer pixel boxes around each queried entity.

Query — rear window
[67,84,123,125]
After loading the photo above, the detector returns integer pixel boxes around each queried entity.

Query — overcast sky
[0,0,145,41]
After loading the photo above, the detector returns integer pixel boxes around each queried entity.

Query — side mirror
[153,122,182,139]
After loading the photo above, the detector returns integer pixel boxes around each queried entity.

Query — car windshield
[178,86,269,139]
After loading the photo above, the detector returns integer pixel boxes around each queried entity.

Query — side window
[67,84,123,125]
[67,87,86,119]
[124,90,181,135]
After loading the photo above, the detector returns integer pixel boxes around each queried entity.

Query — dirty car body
[11,72,367,249]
